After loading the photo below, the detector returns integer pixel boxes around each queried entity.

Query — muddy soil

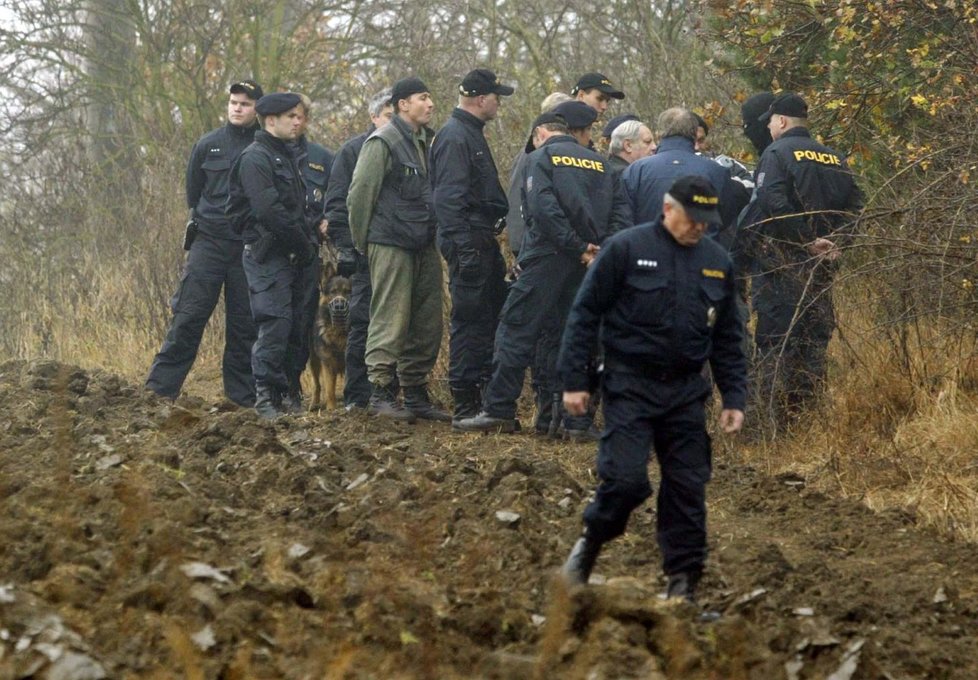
[1,359,976,679]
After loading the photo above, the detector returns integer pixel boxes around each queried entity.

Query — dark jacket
[505,149,531,255]
[186,121,258,239]
[226,131,311,256]
[430,108,508,256]
[607,154,630,180]
[323,127,373,251]
[622,136,749,240]
[292,137,334,236]
[745,126,863,267]
[520,135,632,263]
[559,218,747,410]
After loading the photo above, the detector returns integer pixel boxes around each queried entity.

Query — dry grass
[741,282,978,542]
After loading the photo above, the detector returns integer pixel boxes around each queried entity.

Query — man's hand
[580,243,600,267]
[318,219,329,238]
[563,391,590,417]
[719,409,744,434]
[807,237,840,261]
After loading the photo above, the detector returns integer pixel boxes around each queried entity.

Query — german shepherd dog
[309,258,352,410]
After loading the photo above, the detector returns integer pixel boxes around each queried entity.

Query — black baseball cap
[459,69,515,97]
[229,79,264,100]
[758,92,808,123]
[524,111,566,153]
[667,176,722,225]
[601,113,639,139]
[552,100,598,130]
[571,72,625,99]
[255,92,301,116]
[390,77,430,106]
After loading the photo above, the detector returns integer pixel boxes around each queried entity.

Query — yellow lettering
[794,150,805,162]
[702,269,725,279]
[550,155,607,172]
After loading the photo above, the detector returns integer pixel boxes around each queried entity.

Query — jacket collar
[656,136,695,154]
[451,107,486,130]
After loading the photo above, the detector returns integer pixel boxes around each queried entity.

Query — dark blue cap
[552,101,598,130]
[758,92,808,123]
[390,77,430,106]
[601,113,639,138]
[229,79,264,100]
[255,92,302,116]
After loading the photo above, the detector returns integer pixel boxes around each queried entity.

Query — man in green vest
[347,77,450,423]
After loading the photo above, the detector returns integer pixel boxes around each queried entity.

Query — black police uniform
[146,120,258,406]
[228,124,317,415]
[559,217,746,579]
[746,127,862,425]
[623,136,749,243]
[288,136,334,405]
[430,107,509,413]
[323,127,378,408]
[466,134,631,423]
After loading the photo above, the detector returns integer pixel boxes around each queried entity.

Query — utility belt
[603,356,699,382]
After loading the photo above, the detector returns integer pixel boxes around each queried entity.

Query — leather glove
[458,250,481,283]
[337,248,358,278]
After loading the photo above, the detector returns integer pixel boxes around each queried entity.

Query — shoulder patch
[308,162,325,172]
[702,268,725,279]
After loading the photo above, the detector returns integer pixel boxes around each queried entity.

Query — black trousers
[343,261,373,407]
[146,234,256,406]
[445,243,508,389]
[483,253,583,419]
[242,248,318,396]
[582,371,712,576]
[751,268,835,428]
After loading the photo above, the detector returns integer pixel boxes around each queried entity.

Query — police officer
[227,92,318,419]
[455,102,632,434]
[286,94,335,412]
[146,79,263,407]
[503,93,573,435]
[747,93,863,432]
[623,108,749,249]
[347,77,448,423]
[322,87,393,410]
[430,68,514,423]
[559,176,747,604]
[571,72,626,120]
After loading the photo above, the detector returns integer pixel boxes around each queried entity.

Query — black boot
[453,411,517,433]
[282,389,304,415]
[533,387,554,435]
[452,385,482,424]
[561,535,603,585]
[665,570,702,603]
[367,383,416,423]
[255,385,284,420]
[403,384,452,422]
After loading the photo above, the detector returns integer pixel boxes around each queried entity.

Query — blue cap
[255,92,302,116]
[552,101,597,129]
